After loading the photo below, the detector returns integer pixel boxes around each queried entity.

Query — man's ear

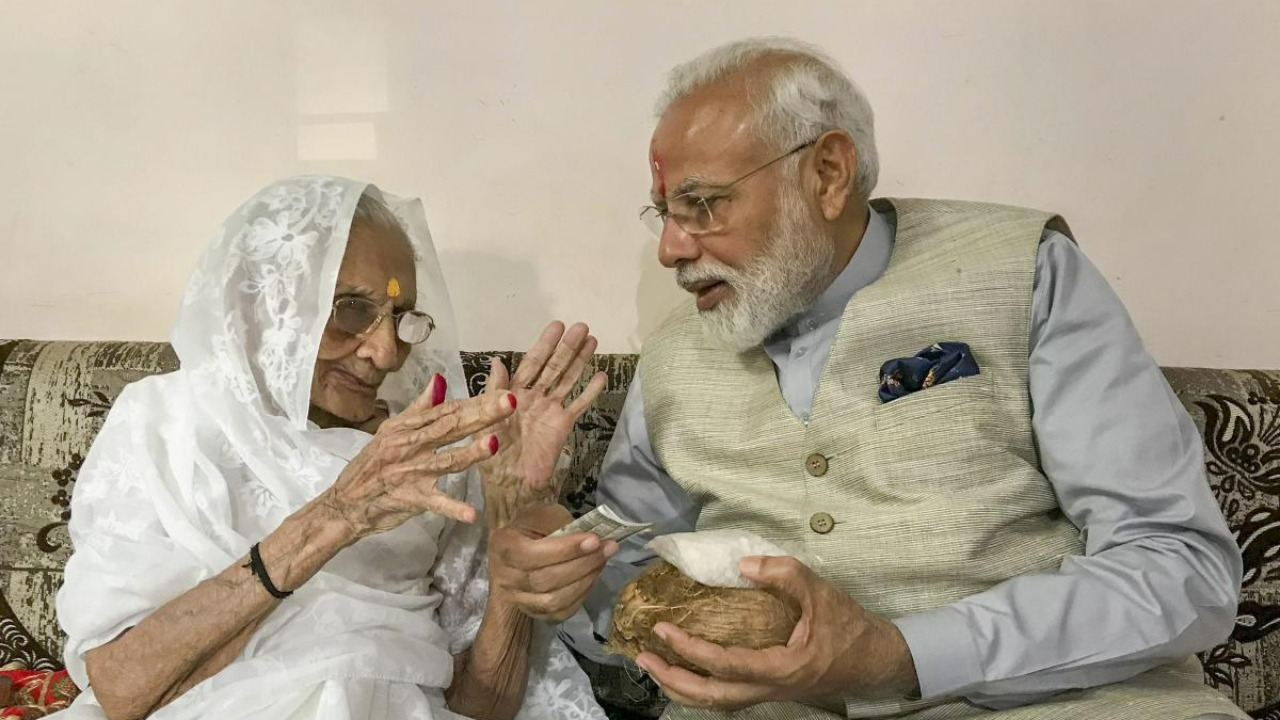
[810,130,857,221]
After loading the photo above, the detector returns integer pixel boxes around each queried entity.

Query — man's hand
[488,504,617,622]
[635,556,919,711]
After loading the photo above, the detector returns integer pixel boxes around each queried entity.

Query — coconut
[607,560,800,674]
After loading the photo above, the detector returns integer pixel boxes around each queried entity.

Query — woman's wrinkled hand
[323,373,517,538]
[477,321,606,527]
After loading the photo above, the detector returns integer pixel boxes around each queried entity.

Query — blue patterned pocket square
[878,342,979,403]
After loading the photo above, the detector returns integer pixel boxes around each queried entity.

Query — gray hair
[352,190,409,241]
[655,37,879,201]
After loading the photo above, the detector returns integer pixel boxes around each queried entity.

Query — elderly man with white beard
[492,37,1249,720]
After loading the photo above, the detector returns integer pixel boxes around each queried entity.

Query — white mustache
[676,263,733,292]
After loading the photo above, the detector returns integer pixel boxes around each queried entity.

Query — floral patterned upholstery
[0,340,1277,717]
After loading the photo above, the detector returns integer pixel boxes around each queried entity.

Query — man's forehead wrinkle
[651,76,763,201]
[660,110,759,193]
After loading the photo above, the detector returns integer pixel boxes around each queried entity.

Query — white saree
[54,176,607,719]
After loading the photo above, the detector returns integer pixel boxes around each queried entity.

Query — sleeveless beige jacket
[640,198,1245,720]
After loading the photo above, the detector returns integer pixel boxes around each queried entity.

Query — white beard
[676,187,835,353]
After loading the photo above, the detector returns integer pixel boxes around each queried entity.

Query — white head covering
[171,175,468,515]
[54,177,604,719]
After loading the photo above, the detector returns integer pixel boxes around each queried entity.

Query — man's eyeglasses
[639,139,817,238]
[329,296,436,344]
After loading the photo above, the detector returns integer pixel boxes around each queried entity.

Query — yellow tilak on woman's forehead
[387,278,401,299]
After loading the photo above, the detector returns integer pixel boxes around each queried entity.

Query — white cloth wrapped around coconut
[649,529,808,588]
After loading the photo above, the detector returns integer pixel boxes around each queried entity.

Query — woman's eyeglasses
[329,296,435,344]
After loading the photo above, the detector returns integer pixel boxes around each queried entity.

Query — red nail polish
[506,393,518,410]
[431,374,447,406]
[488,435,500,454]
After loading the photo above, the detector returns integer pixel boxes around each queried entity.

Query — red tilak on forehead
[650,149,665,197]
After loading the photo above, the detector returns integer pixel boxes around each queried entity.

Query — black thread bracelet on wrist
[245,542,292,599]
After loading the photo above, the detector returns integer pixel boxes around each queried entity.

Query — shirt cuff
[893,604,984,700]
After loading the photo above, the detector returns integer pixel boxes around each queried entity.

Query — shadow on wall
[630,236,684,352]
[436,249,552,350]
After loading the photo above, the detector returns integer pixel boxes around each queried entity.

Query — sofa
[1,338,1278,718]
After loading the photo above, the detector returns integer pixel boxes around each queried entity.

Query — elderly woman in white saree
[54,176,612,720]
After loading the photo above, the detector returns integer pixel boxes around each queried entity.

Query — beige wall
[2,1,1277,368]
